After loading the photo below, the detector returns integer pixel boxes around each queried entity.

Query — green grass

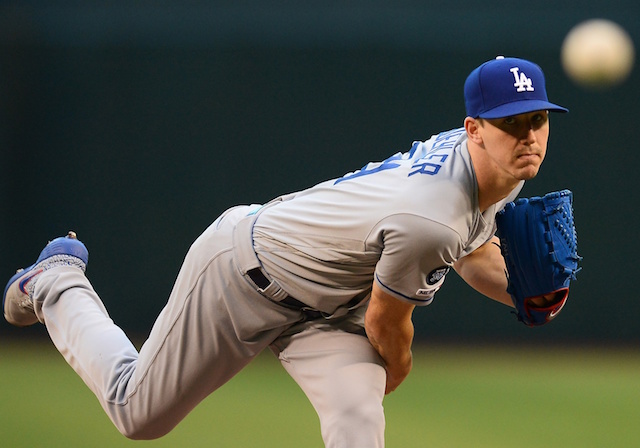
[1,341,639,447]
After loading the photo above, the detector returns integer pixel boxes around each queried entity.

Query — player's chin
[514,164,542,180]
[513,157,543,179]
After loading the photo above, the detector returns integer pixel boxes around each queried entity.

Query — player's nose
[518,121,538,145]
[522,127,537,144]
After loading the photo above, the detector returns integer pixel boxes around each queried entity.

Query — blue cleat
[3,231,88,327]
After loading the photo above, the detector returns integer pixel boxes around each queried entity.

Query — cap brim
[478,100,568,119]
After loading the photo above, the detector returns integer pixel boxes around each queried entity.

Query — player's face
[479,110,550,181]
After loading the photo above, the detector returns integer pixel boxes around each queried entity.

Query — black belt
[246,268,324,319]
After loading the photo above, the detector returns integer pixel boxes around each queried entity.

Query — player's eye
[531,112,549,128]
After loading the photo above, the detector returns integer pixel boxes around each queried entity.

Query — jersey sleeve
[372,214,462,306]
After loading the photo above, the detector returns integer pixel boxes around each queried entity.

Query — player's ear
[464,117,484,145]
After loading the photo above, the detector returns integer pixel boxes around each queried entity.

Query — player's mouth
[515,149,542,163]
[516,153,540,162]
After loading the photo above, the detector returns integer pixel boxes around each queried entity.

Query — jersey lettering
[409,153,448,176]
[334,153,404,184]
[407,128,463,176]
[432,127,465,146]
[334,127,464,184]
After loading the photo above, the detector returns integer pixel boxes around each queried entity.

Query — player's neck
[468,145,522,212]
[477,180,520,212]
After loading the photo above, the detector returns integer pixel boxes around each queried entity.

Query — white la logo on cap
[510,67,535,92]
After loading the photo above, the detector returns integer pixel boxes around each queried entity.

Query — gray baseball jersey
[253,127,523,314]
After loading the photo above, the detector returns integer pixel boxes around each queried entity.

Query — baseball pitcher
[3,56,580,447]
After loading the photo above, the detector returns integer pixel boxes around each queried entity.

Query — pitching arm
[364,282,415,394]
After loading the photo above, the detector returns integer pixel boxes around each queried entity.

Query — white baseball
[561,19,635,88]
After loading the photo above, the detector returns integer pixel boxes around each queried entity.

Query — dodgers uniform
[28,127,522,447]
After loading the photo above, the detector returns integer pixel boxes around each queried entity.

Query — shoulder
[375,213,464,257]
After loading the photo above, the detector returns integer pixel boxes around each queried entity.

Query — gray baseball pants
[31,205,386,447]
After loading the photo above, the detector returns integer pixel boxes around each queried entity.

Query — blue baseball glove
[495,190,581,327]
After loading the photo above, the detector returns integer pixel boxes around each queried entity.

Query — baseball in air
[561,19,635,88]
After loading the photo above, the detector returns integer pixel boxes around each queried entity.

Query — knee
[319,384,386,447]
[119,425,170,441]
[328,398,385,431]
[118,424,165,441]
[321,400,385,448]
[114,416,175,441]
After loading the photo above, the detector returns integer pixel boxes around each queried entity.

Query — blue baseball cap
[464,56,568,119]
